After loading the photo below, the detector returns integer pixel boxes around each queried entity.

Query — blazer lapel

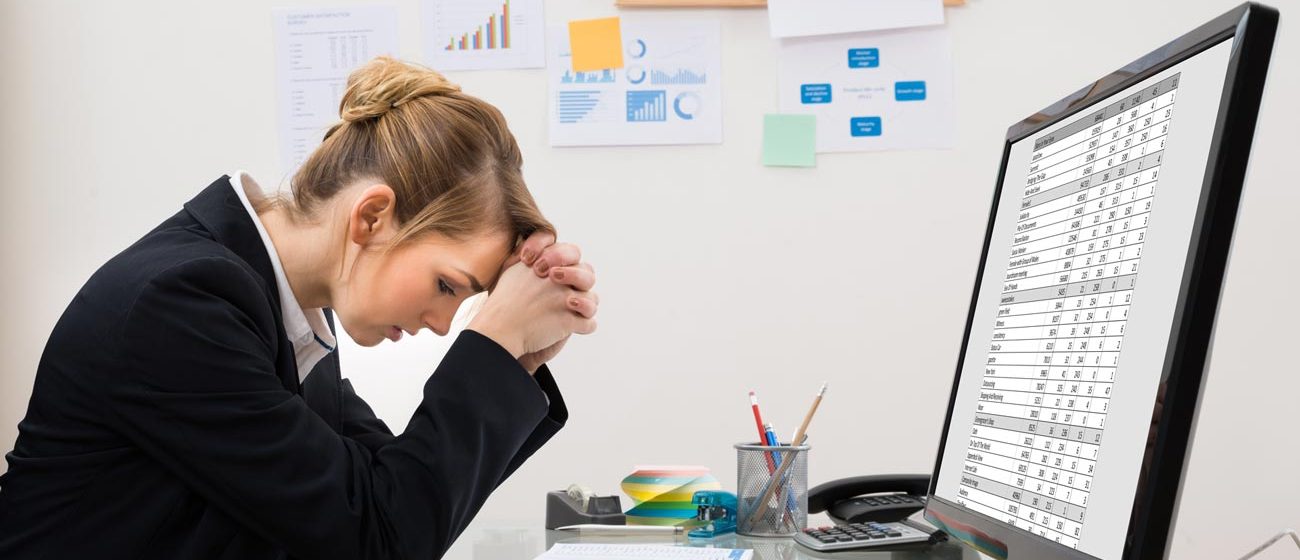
[181,175,301,393]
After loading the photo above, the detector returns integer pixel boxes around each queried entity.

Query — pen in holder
[734,442,809,537]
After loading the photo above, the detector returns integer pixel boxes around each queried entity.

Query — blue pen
[762,423,781,462]
[762,423,799,525]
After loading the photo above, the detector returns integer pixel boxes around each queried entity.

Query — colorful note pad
[762,114,817,167]
[568,17,624,72]
[621,465,722,526]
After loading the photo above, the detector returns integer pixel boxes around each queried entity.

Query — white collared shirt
[229,171,337,382]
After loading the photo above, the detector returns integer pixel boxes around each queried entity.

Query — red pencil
[748,391,766,444]
[749,391,777,472]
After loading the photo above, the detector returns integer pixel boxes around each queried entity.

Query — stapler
[687,490,738,538]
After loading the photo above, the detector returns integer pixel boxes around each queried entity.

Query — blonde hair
[275,56,553,252]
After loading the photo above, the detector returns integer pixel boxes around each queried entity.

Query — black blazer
[0,176,567,559]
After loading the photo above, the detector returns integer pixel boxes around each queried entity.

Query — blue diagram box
[850,116,882,137]
[800,83,832,104]
[847,48,880,68]
[894,81,927,101]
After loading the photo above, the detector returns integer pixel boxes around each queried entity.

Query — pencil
[749,391,776,472]
[790,382,827,445]
[748,391,766,444]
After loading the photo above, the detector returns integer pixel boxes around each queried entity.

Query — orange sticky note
[568,17,624,73]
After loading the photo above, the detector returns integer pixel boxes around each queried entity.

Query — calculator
[793,520,933,552]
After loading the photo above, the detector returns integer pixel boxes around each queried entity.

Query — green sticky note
[762,114,816,167]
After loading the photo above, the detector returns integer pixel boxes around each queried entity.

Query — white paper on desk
[547,18,722,147]
[421,0,546,71]
[767,0,944,38]
[534,543,752,560]
[777,25,955,153]
[272,5,399,174]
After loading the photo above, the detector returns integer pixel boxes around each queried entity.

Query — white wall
[1,1,1296,559]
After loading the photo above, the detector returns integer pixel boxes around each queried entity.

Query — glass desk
[443,514,986,560]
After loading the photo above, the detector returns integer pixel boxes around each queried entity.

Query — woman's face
[328,185,513,347]
[337,230,512,347]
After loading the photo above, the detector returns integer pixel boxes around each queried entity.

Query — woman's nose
[423,317,450,337]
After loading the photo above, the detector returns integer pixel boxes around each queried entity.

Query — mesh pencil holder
[734,442,810,537]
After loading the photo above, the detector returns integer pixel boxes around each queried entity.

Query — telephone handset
[807,474,931,525]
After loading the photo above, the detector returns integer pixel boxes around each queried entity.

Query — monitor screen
[930,36,1236,560]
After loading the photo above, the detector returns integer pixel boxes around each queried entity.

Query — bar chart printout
[955,74,1181,549]
[445,0,510,50]
[423,0,544,70]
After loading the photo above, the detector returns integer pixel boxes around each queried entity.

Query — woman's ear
[348,184,398,246]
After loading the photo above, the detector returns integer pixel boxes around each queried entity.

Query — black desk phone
[807,474,931,525]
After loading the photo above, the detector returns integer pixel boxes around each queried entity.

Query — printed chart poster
[423,0,545,71]
[777,25,954,153]
[548,19,722,147]
[273,6,399,173]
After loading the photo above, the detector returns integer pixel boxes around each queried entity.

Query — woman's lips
[387,326,404,342]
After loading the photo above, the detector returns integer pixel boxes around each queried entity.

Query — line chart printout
[956,73,1180,549]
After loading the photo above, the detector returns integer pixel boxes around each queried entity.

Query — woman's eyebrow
[452,267,485,292]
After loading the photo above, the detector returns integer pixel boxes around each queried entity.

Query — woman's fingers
[565,290,599,319]
[533,243,581,276]
[568,315,598,335]
[518,231,557,266]
[548,265,596,291]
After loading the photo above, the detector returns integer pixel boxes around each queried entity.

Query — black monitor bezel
[924,3,1278,559]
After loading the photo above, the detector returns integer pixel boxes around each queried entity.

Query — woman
[0,57,598,559]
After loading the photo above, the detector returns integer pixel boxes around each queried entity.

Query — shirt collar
[229,171,336,382]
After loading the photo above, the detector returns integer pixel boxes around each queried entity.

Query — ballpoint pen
[764,422,799,528]
[555,525,684,535]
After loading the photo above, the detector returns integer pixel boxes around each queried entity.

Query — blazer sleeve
[340,367,568,485]
[338,378,396,452]
[103,257,565,560]
[497,364,567,485]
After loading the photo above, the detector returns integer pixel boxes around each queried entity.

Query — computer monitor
[924,4,1277,560]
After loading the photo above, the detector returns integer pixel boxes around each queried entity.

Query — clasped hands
[467,232,598,375]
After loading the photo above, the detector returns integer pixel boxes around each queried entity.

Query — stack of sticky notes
[621,465,722,526]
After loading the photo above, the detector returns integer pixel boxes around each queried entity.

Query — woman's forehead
[411,230,511,284]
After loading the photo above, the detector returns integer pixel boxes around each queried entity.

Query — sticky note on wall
[762,114,817,167]
[568,17,624,72]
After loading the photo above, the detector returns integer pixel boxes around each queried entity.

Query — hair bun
[338,56,461,123]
